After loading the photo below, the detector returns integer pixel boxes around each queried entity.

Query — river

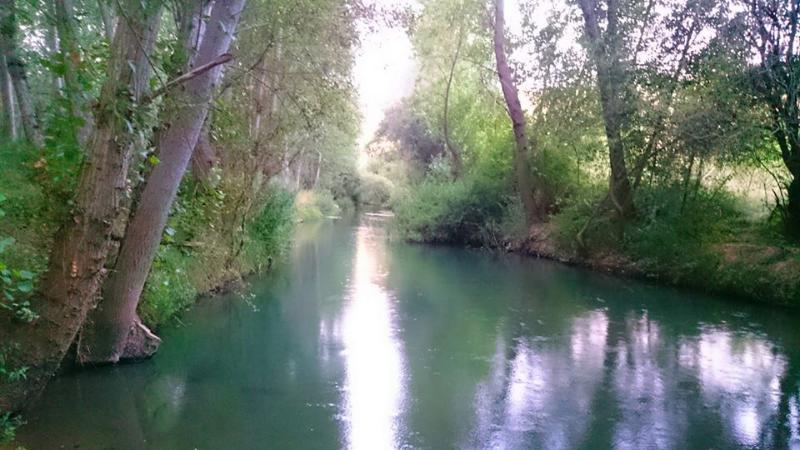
[18,216,800,449]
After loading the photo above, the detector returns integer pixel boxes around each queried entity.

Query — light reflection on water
[337,224,407,449]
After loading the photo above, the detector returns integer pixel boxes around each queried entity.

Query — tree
[443,10,465,177]
[493,0,545,223]
[0,55,15,138]
[0,0,43,147]
[54,0,92,144]
[742,0,800,234]
[0,0,163,412]
[577,0,635,219]
[79,0,246,364]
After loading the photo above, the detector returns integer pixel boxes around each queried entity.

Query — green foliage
[0,190,38,323]
[393,177,509,245]
[139,246,197,327]
[139,185,294,328]
[295,189,341,222]
[0,411,23,444]
[356,173,395,209]
[626,187,741,268]
[0,345,27,444]
[244,188,295,270]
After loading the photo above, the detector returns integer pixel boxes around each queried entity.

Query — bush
[244,188,294,270]
[356,172,394,209]
[139,246,197,327]
[393,176,508,245]
[295,189,341,222]
[139,185,294,327]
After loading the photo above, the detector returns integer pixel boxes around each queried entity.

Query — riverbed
[18,216,800,449]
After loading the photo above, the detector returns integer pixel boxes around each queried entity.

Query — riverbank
[509,223,800,309]
[13,216,800,449]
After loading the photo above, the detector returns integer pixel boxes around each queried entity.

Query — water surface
[19,217,800,449]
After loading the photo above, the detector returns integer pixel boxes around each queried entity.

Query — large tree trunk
[578,0,635,219]
[0,0,43,147]
[79,0,245,365]
[0,1,162,413]
[0,55,15,139]
[492,0,543,224]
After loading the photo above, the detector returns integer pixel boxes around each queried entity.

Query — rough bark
[79,0,245,365]
[0,0,43,147]
[0,1,162,413]
[443,21,464,178]
[0,55,15,138]
[578,0,635,219]
[492,0,543,224]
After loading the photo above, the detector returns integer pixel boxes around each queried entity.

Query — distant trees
[0,0,43,146]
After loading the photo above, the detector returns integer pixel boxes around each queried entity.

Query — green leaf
[17,271,34,280]
[16,281,33,293]
[0,237,14,253]
[147,155,160,166]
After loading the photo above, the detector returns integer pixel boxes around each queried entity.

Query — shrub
[393,177,508,245]
[139,246,197,327]
[245,188,294,269]
[295,189,341,222]
[356,172,394,209]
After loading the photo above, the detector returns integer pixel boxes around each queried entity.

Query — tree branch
[144,53,234,103]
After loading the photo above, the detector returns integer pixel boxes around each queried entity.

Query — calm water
[19,217,800,449]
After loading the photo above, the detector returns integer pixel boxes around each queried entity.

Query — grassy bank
[393,172,800,308]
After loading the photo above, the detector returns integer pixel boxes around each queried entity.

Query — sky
[352,0,419,153]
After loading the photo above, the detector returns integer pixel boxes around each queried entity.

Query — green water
[19,217,800,449]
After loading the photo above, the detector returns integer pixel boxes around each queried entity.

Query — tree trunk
[0,1,162,413]
[97,0,116,41]
[313,151,322,189]
[0,55,15,139]
[578,0,635,219]
[54,0,93,144]
[443,21,464,178]
[191,123,217,183]
[492,0,542,224]
[78,0,245,365]
[44,4,65,93]
[0,0,43,147]
[783,147,800,235]
[180,0,217,184]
